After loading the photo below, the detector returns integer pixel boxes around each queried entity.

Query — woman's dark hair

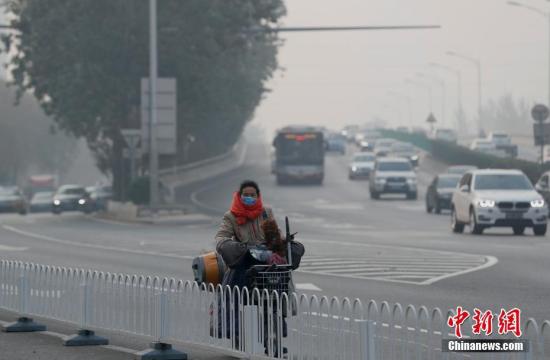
[239,180,260,195]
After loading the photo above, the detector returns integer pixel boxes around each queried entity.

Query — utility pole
[149,0,159,209]
[446,51,483,136]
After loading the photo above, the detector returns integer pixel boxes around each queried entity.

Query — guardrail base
[2,317,46,332]
[135,342,187,360]
[63,329,108,346]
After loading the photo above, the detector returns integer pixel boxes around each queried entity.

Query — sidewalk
[0,330,134,360]
[0,310,236,360]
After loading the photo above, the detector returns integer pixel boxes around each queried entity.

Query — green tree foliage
[0,81,77,185]
[1,0,285,198]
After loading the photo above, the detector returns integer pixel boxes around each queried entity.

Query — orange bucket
[192,252,226,286]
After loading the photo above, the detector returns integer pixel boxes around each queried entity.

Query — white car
[451,169,548,235]
[433,128,457,143]
[487,132,512,146]
[349,152,376,179]
[369,157,417,199]
[470,139,507,157]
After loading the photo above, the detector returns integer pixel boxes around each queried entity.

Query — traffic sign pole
[532,104,550,167]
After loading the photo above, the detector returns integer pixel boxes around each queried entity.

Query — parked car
[446,165,478,175]
[451,169,547,235]
[349,152,376,180]
[433,128,457,143]
[426,174,461,213]
[389,142,419,166]
[52,185,93,214]
[0,186,27,215]
[29,191,54,213]
[369,157,417,200]
[326,133,346,154]
[88,185,113,211]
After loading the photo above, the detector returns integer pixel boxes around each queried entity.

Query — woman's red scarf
[230,192,264,225]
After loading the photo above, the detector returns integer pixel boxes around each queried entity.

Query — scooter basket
[249,265,292,295]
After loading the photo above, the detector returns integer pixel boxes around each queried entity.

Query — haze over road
[1,142,548,321]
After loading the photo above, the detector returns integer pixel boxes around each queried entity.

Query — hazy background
[2,0,547,147]
[254,0,548,138]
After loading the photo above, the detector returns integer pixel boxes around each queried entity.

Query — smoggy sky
[253,0,549,137]
[1,1,548,138]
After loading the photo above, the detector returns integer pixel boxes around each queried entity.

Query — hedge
[380,130,549,183]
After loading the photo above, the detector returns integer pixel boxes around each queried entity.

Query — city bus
[272,126,325,185]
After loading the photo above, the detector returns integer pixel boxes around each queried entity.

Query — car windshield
[0,188,19,196]
[60,188,86,195]
[437,177,460,189]
[393,144,414,152]
[474,174,533,190]
[354,155,375,162]
[32,192,53,200]
[448,166,475,174]
[378,162,412,171]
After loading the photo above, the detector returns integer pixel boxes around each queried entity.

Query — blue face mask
[241,196,257,206]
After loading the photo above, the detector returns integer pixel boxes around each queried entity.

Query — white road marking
[87,216,141,227]
[0,244,28,251]
[1,225,194,260]
[311,203,365,211]
[297,250,498,285]
[295,283,322,292]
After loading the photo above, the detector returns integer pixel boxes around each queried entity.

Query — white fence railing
[1,260,549,360]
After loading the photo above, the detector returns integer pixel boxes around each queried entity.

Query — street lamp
[406,78,433,115]
[387,91,413,127]
[446,50,483,136]
[507,0,550,116]
[430,62,464,130]
[417,72,446,127]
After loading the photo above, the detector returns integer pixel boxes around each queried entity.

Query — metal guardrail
[157,139,245,177]
[1,260,549,360]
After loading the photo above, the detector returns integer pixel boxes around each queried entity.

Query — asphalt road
[1,142,549,324]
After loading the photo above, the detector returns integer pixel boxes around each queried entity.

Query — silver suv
[369,158,417,200]
[451,169,547,235]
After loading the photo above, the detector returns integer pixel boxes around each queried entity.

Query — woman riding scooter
[214,180,304,353]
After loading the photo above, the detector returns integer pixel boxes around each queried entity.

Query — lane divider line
[1,225,194,260]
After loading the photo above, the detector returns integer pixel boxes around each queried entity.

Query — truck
[26,174,58,197]
[272,126,325,185]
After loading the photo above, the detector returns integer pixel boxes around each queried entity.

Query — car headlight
[53,199,61,206]
[78,199,86,205]
[477,199,495,208]
[406,177,417,184]
[351,166,358,172]
[375,177,386,183]
[410,155,419,161]
[531,199,545,208]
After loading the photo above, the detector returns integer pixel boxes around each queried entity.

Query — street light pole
[446,51,483,136]
[417,72,446,127]
[149,0,159,209]
[406,78,433,113]
[515,4,550,118]
[388,91,413,127]
[430,62,463,130]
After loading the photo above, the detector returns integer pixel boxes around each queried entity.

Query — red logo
[448,307,522,339]
[472,309,494,336]
[498,308,522,337]
[447,306,470,338]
